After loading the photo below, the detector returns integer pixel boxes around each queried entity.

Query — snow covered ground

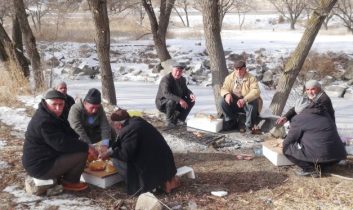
[1,12,353,208]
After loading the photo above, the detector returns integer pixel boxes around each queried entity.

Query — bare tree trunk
[12,16,23,52]
[88,0,117,105]
[142,0,175,62]
[184,5,190,27]
[290,20,295,30]
[201,0,229,115]
[0,22,28,80]
[173,7,186,27]
[270,0,338,115]
[14,0,44,90]
[11,15,29,77]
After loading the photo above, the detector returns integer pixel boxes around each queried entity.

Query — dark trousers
[219,94,258,128]
[39,152,87,183]
[285,154,339,171]
[112,158,127,180]
[159,98,195,123]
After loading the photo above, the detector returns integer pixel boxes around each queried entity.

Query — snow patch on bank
[0,107,31,132]
[3,185,103,210]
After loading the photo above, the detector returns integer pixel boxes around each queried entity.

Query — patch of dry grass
[36,15,149,42]
[0,65,31,107]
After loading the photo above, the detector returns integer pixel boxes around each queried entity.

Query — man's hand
[99,150,110,160]
[237,99,246,108]
[88,145,98,159]
[225,94,233,105]
[179,99,188,109]
[276,117,287,125]
[190,94,196,102]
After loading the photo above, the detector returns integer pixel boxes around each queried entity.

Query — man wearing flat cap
[276,79,335,125]
[155,64,196,128]
[68,88,111,156]
[100,109,179,195]
[22,89,91,192]
[220,60,262,133]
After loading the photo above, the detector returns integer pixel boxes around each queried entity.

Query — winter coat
[284,91,335,122]
[62,94,75,120]
[68,100,111,144]
[283,103,346,163]
[155,73,193,111]
[220,71,263,113]
[22,100,88,178]
[111,117,177,195]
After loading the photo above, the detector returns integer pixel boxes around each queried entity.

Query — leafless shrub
[300,52,337,81]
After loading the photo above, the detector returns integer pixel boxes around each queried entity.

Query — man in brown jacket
[220,60,262,133]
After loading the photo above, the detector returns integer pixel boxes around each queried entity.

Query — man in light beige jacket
[220,60,262,133]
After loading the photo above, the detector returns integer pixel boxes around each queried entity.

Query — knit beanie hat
[111,109,130,122]
[84,88,101,104]
[45,89,66,100]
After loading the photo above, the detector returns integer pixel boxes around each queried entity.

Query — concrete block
[346,145,353,155]
[25,176,56,196]
[262,140,294,166]
[187,115,223,133]
[33,178,54,186]
[176,166,195,179]
[81,169,123,189]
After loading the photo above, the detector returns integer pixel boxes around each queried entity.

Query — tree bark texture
[270,0,338,115]
[142,0,175,62]
[0,22,28,80]
[201,0,229,115]
[12,16,23,52]
[88,0,117,105]
[14,0,44,90]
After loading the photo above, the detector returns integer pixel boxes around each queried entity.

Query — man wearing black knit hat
[68,88,111,158]
[23,89,91,192]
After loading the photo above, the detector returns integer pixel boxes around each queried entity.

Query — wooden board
[84,168,118,178]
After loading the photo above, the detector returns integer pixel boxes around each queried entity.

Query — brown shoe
[62,182,88,192]
[163,176,181,193]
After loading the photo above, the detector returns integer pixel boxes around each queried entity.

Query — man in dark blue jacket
[22,89,92,191]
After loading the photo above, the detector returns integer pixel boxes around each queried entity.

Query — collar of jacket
[231,71,250,81]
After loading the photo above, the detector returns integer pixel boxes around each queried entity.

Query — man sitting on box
[22,89,93,192]
[99,109,180,195]
[219,60,262,133]
[282,102,346,177]
[155,64,196,128]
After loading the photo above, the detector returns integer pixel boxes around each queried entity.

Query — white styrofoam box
[176,166,195,179]
[81,173,123,189]
[187,116,223,133]
[33,178,54,186]
[262,141,294,166]
[346,145,353,155]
